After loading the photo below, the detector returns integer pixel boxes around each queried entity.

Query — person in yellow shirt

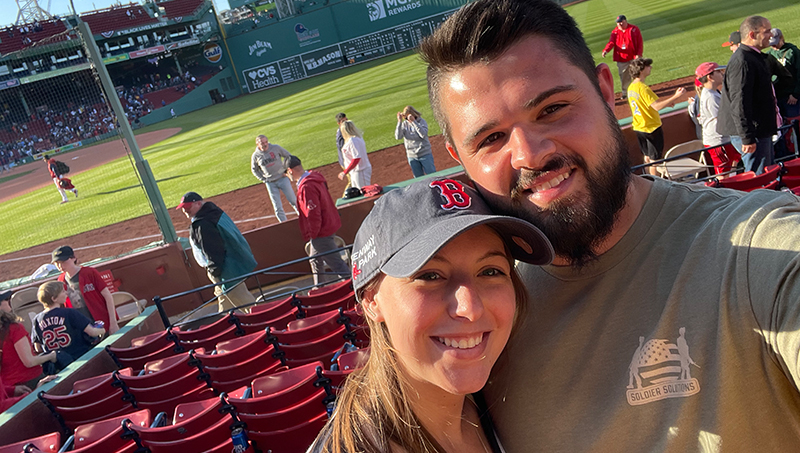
[627,58,686,175]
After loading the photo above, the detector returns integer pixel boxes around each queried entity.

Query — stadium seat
[203,346,283,393]
[279,310,344,344]
[0,432,60,453]
[117,349,205,390]
[247,413,328,453]
[134,390,243,444]
[112,291,145,325]
[299,294,357,318]
[307,278,353,298]
[226,361,326,415]
[237,387,327,432]
[337,347,370,371]
[64,409,150,453]
[238,296,297,325]
[275,326,352,367]
[138,415,250,453]
[41,368,132,408]
[239,310,298,335]
[192,331,269,368]
[111,341,184,371]
[106,330,182,362]
[711,166,781,192]
[172,314,240,342]
[293,286,355,308]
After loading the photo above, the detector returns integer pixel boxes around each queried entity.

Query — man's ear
[595,63,616,109]
[445,141,460,163]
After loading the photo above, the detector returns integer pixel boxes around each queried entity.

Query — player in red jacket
[602,15,644,98]
[285,155,350,286]
[43,155,77,204]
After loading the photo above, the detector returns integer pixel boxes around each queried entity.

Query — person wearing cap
[52,245,118,334]
[43,155,76,204]
[251,135,298,223]
[695,62,740,176]
[601,14,643,98]
[334,112,352,197]
[308,177,553,453]
[284,155,349,287]
[722,30,741,52]
[718,16,779,175]
[177,192,257,312]
[767,28,800,118]
[626,57,686,175]
[417,1,800,450]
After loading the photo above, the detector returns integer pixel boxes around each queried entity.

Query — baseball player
[44,155,76,204]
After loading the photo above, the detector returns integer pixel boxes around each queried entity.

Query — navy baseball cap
[176,192,203,210]
[616,15,627,23]
[0,290,11,302]
[51,245,75,263]
[351,178,554,298]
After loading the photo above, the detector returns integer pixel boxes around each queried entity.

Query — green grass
[3,0,800,255]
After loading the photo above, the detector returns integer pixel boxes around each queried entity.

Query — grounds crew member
[601,14,643,97]
[178,192,257,312]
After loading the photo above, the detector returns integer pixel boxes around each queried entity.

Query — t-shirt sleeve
[640,86,659,110]
[67,308,93,332]
[8,323,28,345]
[744,195,800,389]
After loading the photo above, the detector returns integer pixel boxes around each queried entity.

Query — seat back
[71,409,150,452]
[13,302,44,334]
[229,361,323,414]
[338,347,369,371]
[9,287,38,311]
[718,166,781,191]
[112,291,144,324]
[661,139,708,180]
[0,432,60,453]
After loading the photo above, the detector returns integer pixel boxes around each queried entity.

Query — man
[695,62,740,176]
[601,14,643,98]
[419,0,800,450]
[627,57,685,175]
[721,30,741,52]
[718,16,778,175]
[43,155,77,204]
[767,28,800,118]
[285,155,349,286]
[52,245,118,334]
[334,112,352,196]
[251,135,298,223]
[178,192,257,312]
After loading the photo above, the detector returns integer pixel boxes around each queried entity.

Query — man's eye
[542,103,566,116]
[480,132,505,148]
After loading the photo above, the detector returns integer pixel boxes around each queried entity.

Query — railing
[152,245,352,330]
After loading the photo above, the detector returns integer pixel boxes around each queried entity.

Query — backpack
[54,160,70,175]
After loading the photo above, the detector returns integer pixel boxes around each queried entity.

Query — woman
[338,121,372,189]
[395,106,436,178]
[310,178,553,452]
[0,292,57,392]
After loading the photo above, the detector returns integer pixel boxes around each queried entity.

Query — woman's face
[365,225,517,396]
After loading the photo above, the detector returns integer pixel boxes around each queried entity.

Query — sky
[0,0,230,27]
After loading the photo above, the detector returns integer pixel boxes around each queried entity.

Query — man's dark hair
[287,155,302,169]
[335,112,347,122]
[740,15,768,40]
[627,57,652,79]
[418,0,598,145]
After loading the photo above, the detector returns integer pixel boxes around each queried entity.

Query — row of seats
[27,347,368,452]
[705,157,800,192]
[157,0,208,20]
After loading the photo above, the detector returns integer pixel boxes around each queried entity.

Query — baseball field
[1,0,798,266]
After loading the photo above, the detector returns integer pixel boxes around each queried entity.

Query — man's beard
[483,113,631,268]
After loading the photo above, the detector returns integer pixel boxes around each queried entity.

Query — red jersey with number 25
[31,307,93,359]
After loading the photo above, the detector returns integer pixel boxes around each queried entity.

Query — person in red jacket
[601,15,643,99]
[285,156,350,286]
[51,246,119,334]
[43,155,77,204]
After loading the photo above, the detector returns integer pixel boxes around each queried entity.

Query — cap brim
[381,214,554,278]
[721,42,733,47]
[176,202,191,210]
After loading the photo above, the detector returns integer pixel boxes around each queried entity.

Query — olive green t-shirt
[486,176,800,452]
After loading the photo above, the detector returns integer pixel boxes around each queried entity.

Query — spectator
[695,62,740,176]
[767,28,800,118]
[0,291,57,390]
[334,112,352,196]
[43,155,77,204]
[627,57,685,175]
[601,15,643,98]
[251,135,298,223]
[52,246,119,334]
[718,16,778,175]
[722,30,741,52]
[31,282,106,374]
[394,105,436,178]
[178,192,258,312]
[338,120,372,188]
[418,1,800,449]
[285,155,349,287]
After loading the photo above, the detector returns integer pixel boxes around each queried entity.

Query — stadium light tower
[14,0,52,25]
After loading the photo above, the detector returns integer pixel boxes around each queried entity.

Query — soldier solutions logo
[626,328,700,406]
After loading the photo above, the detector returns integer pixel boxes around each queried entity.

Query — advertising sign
[0,79,20,91]
[129,45,166,59]
[203,43,223,63]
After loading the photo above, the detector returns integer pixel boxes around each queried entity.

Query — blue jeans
[730,136,774,175]
[408,154,437,178]
[265,176,297,222]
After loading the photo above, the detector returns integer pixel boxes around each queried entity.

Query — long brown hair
[317,258,529,452]
[0,311,22,345]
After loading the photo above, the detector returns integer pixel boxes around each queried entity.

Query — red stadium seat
[68,409,150,453]
[301,295,357,318]
[307,279,353,298]
[227,361,325,415]
[0,432,60,453]
[247,413,328,453]
[238,296,297,325]
[205,346,283,393]
[178,324,241,351]
[108,330,178,359]
[279,311,343,344]
[714,166,781,192]
[135,394,238,444]
[279,326,351,367]
[172,314,238,342]
[237,387,327,432]
[193,331,269,368]
[239,310,298,335]
[113,341,183,372]
[42,368,132,408]
[338,347,369,371]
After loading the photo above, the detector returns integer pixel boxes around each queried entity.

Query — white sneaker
[73,189,78,197]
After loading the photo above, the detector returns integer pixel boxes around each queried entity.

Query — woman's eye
[481,267,507,277]
[415,272,441,281]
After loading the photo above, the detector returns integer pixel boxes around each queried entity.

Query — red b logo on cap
[430,179,471,210]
